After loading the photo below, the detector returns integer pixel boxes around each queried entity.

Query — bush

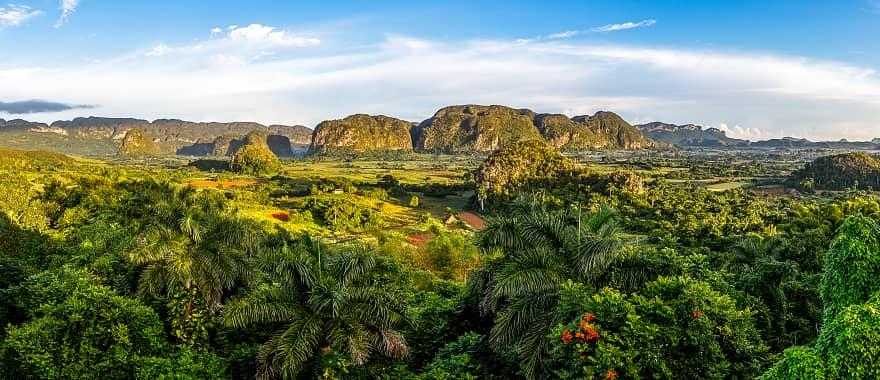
[2,268,167,379]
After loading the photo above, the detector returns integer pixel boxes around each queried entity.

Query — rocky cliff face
[310,114,413,153]
[412,105,656,153]
[0,119,50,131]
[636,122,747,147]
[577,111,657,149]
[414,105,541,153]
[118,128,161,157]
[536,111,657,150]
[1,106,666,157]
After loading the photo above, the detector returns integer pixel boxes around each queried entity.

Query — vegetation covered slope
[230,131,281,175]
[474,139,574,202]
[790,152,880,190]
[310,114,413,154]
[1,117,308,157]
[118,128,161,157]
[414,105,659,153]
[763,216,880,379]
[538,111,659,150]
[414,105,541,153]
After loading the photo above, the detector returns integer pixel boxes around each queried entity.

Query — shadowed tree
[125,180,263,344]
[468,205,632,378]
[223,236,409,379]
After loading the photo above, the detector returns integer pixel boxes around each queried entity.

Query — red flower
[691,310,704,319]
[582,313,597,323]
[581,325,600,343]
[561,329,574,344]
[604,369,619,380]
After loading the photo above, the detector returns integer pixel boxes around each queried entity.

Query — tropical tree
[725,234,821,350]
[468,205,632,378]
[125,180,263,344]
[223,236,409,379]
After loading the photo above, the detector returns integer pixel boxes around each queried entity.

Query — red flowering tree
[546,278,767,379]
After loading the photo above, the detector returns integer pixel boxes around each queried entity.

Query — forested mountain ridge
[0,116,312,157]
[413,105,659,153]
[0,105,662,156]
[636,121,748,147]
[310,114,414,153]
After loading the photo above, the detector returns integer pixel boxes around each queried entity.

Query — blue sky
[2,0,880,140]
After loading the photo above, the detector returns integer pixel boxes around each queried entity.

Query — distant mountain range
[636,122,880,150]
[635,122,748,147]
[0,105,661,157]
[0,117,312,157]
[2,110,878,157]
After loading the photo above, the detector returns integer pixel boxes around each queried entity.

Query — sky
[1,1,880,141]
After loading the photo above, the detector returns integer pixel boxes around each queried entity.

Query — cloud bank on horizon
[2,10,879,141]
[0,99,95,114]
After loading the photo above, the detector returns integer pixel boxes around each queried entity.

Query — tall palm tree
[125,180,262,343]
[469,205,630,378]
[224,236,409,379]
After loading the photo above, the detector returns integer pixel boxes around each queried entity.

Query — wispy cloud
[0,4,41,28]
[547,30,580,39]
[525,19,657,42]
[4,33,880,140]
[54,0,78,28]
[0,99,95,114]
[591,19,656,33]
[142,24,320,61]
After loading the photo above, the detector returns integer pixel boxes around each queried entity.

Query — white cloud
[717,123,769,140]
[227,24,320,47]
[5,34,880,140]
[54,0,78,28]
[547,30,579,39]
[0,4,41,28]
[592,19,656,33]
[139,24,320,63]
[144,43,172,57]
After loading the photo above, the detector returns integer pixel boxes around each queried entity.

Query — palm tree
[469,205,630,378]
[125,180,262,343]
[728,234,818,350]
[224,236,409,379]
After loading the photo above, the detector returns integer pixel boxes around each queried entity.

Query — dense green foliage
[763,215,880,379]
[547,278,767,378]
[1,146,879,379]
[474,140,574,203]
